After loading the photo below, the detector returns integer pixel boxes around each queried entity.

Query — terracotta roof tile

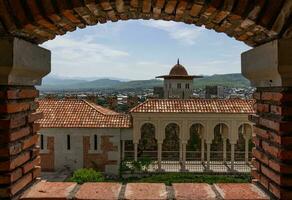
[130,99,255,114]
[37,99,131,128]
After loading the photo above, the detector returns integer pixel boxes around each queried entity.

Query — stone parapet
[20,182,269,200]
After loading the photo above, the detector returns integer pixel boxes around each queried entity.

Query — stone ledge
[20,181,270,200]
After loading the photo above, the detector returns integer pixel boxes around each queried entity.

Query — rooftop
[131,99,255,114]
[37,99,131,128]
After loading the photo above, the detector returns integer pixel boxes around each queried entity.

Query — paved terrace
[21,181,269,200]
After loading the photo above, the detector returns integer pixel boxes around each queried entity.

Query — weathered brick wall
[40,137,54,172]
[251,88,292,200]
[83,136,118,171]
[0,86,42,199]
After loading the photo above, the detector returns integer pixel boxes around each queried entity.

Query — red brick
[22,156,40,174]
[22,135,39,150]
[251,169,261,180]
[0,115,26,129]
[252,158,261,170]
[214,183,269,200]
[271,105,292,115]
[252,148,269,166]
[32,166,41,179]
[259,173,270,189]
[6,89,39,100]
[268,158,292,174]
[0,152,30,171]
[261,92,292,102]
[10,173,33,196]
[31,147,40,159]
[0,173,32,198]
[5,127,31,143]
[253,136,261,148]
[172,183,216,200]
[261,164,292,186]
[253,126,269,140]
[253,92,261,100]
[20,181,77,200]
[269,182,292,200]
[32,123,41,133]
[0,168,22,184]
[75,183,122,200]
[270,133,292,146]
[27,112,43,123]
[262,141,292,161]
[256,103,269,113]
[124,183,167,200]
[0,102,30,113]
[0,142,22,157]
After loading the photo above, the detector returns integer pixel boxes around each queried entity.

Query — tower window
[94,135,98,150]
[177,83,181,89]
[67,135,71,150]
[186,83,190,89]
[40,134,44,150]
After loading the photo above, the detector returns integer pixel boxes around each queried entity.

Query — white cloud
[140,20,202,45]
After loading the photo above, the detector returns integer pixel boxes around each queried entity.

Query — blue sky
[41,20,251,80]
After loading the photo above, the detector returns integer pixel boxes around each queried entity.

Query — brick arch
[0,0,291,46]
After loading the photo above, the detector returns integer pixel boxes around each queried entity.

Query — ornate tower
[156,60,202,99]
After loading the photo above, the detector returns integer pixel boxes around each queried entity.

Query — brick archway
[1,1,292,200]
[0,0,291,46]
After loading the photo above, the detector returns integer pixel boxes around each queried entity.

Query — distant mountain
[38,73,250,91]
[194,73,250,88]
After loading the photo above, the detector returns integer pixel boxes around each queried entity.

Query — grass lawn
[115,173,251,185]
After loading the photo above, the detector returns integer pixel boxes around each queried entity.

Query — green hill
[38,73,250,91]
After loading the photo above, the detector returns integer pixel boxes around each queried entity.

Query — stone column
[201,138,205,163]
[244,138,249,164]
[242,39,292,199]
[134,142,138,161]
[181,142,187,171]
[157,142,162,171]
[0,37,50,199]
[206,142,211,171]
[179,141,182,162]
[121,140,125,161]
[230,143,235,171]
[223,138,227,163]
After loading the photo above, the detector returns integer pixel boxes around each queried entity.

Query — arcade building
[38,62,254,174]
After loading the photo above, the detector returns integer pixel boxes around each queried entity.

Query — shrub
[69,168,104,184]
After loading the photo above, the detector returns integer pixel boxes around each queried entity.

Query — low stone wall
[20,181,269,200]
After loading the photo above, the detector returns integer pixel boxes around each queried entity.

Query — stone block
[214,183,269,200]
[75,183,121,200]
[20,181,77,200]
[172,183,216,200]
[124,183,167,200]
[0,38,51,86]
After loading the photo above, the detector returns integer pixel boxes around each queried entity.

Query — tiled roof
[37,99,131,128]
[130,99,255,114]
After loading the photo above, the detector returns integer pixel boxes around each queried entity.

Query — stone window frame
[89,134,102,154]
